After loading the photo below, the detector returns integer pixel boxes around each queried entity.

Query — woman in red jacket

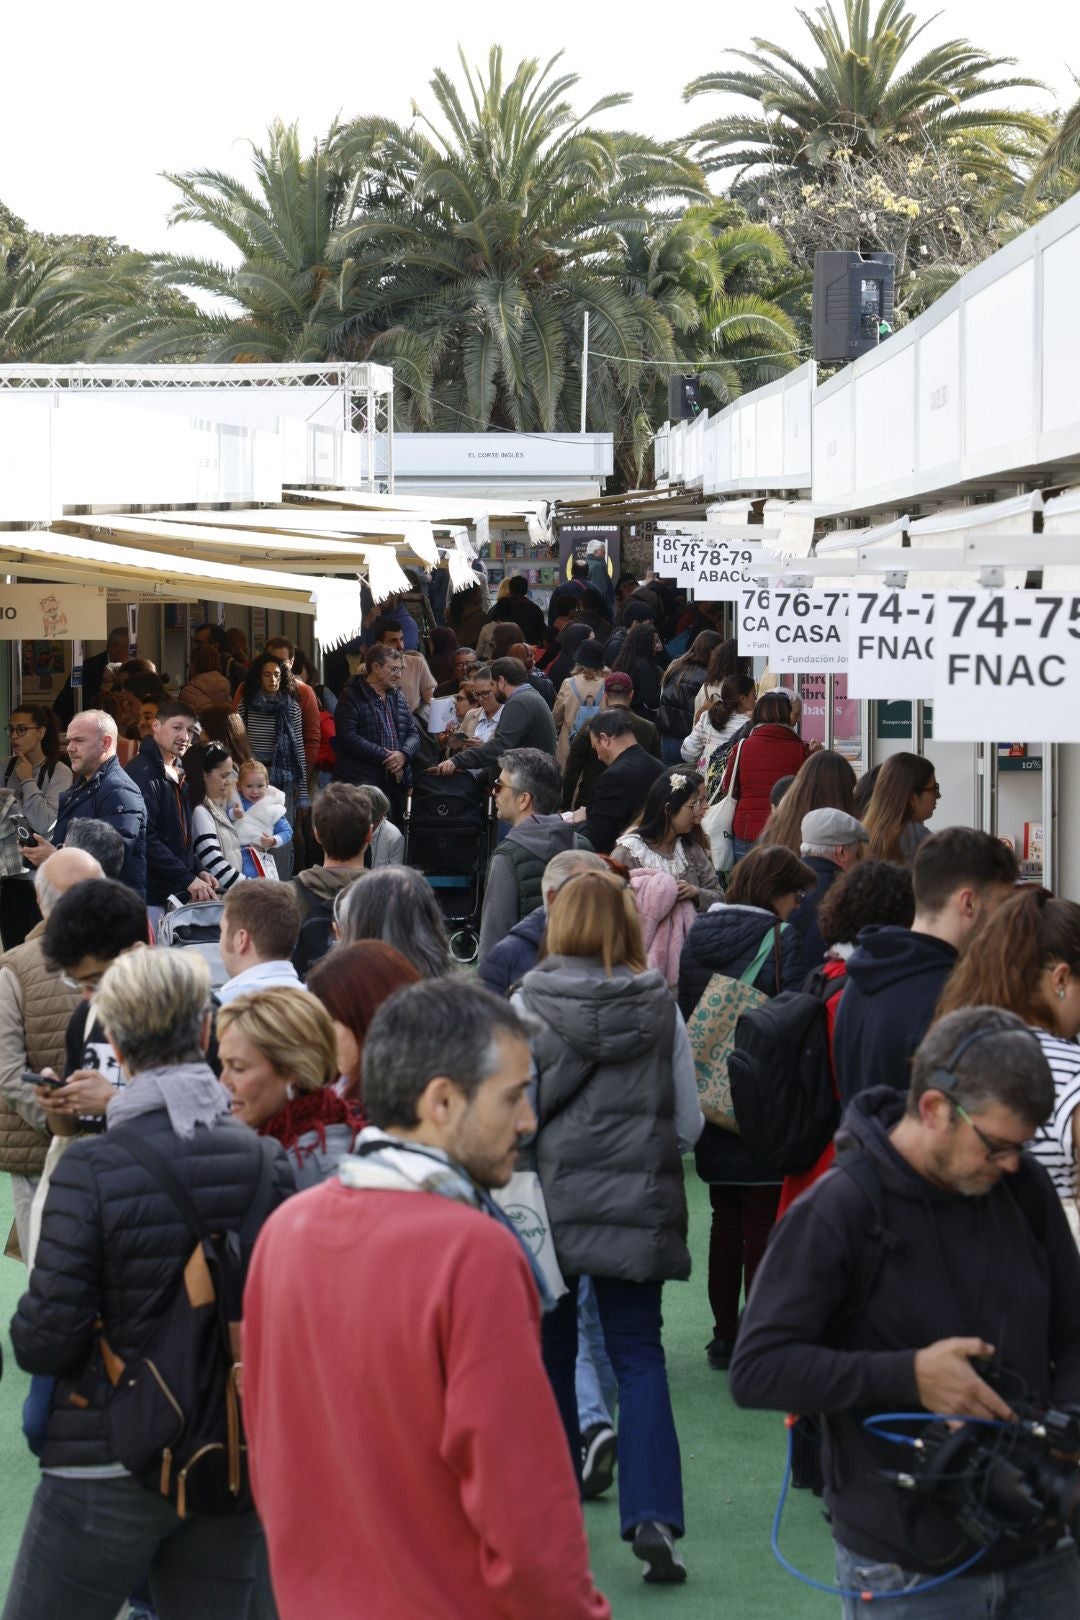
[721,690,815,862]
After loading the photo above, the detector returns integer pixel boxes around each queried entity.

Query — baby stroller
[404,774,496,965]
[156,898,228,989]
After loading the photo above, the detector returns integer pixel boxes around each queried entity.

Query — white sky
[4,0,1078,263]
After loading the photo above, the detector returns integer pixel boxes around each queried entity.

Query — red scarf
[259,1087,367,1163]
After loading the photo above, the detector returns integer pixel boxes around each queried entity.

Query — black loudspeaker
[667,373,703,421]
[812,252,895,364]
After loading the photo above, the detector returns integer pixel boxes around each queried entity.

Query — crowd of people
[0,561,1078,1620]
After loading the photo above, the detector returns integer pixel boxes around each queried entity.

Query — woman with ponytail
[680,675,756,771]
[936,888,1080,1234]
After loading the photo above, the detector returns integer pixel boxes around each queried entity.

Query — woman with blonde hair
[863,751,939,864]
[517,869,702,1584]
[217,987,364,1188]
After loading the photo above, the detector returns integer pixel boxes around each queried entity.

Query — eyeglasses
[951,1100,1032,1163]
[6,724,39,737]
[61,972,106,995]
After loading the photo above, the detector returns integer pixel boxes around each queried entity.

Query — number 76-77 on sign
[932,591,1080,742]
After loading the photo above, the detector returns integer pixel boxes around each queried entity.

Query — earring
[1059,989,1067,1001]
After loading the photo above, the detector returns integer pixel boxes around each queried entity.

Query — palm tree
[685,0,1047,183]
[0,248,134,362]
[1026,85,1080,200]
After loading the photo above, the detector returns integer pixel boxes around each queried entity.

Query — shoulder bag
[687,923,785,1131]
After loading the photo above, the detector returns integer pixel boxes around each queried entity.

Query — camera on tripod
[882,1397,1080,1547]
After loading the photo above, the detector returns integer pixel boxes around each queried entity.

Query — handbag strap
[110,1129,276,1249]
[738,923,782,989]
[721,736,747,803]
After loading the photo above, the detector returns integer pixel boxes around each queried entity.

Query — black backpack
[101,1130,277,1519]
[290,881,336,979]
[727,965,844,1176]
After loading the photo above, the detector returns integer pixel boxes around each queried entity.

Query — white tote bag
[492,1170,568,1300]
[702,737,746,874]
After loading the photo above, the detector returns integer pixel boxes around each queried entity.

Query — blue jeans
[542,1274,684,1538]
[660,734,684,764]
[732,835,756,864]
[575,1277,617,1431]
[2,1474,268,1620]
[835,1539,1080,1618]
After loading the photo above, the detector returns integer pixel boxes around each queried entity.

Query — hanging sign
[0,585,107,642]
[932,591,1080,741]
[737,587,773,657]
[767,589,849,672]
[653,529,765,597]
[846,590,936,699]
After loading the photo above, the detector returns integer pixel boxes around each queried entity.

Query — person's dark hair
[154,699,196,725]
[770,774,795,809]
[853,763,882,821]
[365,643,400,673]
[312,783,372,861]
[506,574,529,598]
[753,690,793,726]
[265,636,294,660]
[10,704,61,767]
[116,659,158,685]
[182,742,233,808]
[817,859,915,949]
[107,626,131,653]
[491,656,528,688]
[490,623,523,660]
[704,638,745,685]
[620,598,655,628]
[196,705,252,762]
[589,709,635,741]
[726,845,816,913]
[627,765,708,853]
[62,819,126,880]
[43,879,148,971]
[336,867,452,978]
[571,560,590,579]
[864,752,937,861]
[189,643,222,677]
[372,616,404,642]
[193,622,229,653]
[759,750,858,853]
[615,571,639,595]
[935,888,1080,1031]
[912,827,1018,915]
[222,883,300,961]
[664,630,724,688]
[225,627,249,662]
[579,584,605,617]
[125,675,169,706]
[362,980,533,1130]
[707,674,755,732]
[307,941,422,1102]
[499,748,561,816]
[550,589,581,621]
[292,648,317,685]
[611,623,658,677]
[908,1006,1054,1127]
[242,651,296,704]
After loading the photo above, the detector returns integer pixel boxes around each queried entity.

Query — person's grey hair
[336,866,452,978]
[541,848,606,899]
[94,948,211,1075]
[356,783,389,829]
[64,818,126,879]
[499,748,561,816]
[34,852,103,916]
[909,1006,1054,1126]
[79,709,118,745]
[362,979,535,1129]
[801,842,841,860]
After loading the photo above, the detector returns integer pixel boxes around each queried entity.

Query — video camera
[882,1397,1080,1547]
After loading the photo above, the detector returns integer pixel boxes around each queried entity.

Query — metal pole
[1043,743,1058,892]
[825,674,835,751]
[579,312,589,434]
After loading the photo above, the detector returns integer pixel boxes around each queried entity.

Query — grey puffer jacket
[520,955,690,1284]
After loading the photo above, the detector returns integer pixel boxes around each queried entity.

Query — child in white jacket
[230,760,292,880]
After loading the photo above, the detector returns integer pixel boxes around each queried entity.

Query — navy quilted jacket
[10,1108,294,1469]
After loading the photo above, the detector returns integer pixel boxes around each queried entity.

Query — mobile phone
[15,822,35,848]
[22,1069,63,1090]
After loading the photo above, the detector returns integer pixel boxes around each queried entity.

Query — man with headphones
[730,1007,1080,1617]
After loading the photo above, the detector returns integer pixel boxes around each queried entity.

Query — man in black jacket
[432,658,557,781]
[833,828,1018,1104]
[333,645,420,829]
[579,711,665,856]
[561,673,661,810]
[8,947,293,1618]
[731,1008,1080,1614]
[489,574,547,645]
[128,700,215,924]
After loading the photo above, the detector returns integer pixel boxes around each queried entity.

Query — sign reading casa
[0,585,108,642]
[767,590,849,672]
[933,591,1080,740]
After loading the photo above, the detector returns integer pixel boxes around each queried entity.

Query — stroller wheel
[448,927,479,966]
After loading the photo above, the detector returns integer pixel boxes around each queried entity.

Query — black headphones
[928,1022,1042,1095]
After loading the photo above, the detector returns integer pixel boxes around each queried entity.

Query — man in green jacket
[431,658,557,781]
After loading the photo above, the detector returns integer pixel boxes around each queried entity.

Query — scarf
[107,1061,232,1138]
[246,689,302,790]
[340,1127,555,1311]
[260,1086,366,1164]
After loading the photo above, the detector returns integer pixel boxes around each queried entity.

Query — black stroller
[404,773,496,965]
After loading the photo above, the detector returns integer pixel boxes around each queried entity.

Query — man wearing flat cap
[789,808,869,970]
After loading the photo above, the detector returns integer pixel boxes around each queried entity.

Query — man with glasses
[731,1007,1080,1618]
[434,646,480,699]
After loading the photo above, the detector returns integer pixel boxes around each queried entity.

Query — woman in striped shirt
[185,742,246,893]
[238,654,307,879]
[936,888,1080,1238]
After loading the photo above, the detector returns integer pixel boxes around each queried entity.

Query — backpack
[289,880,336,979]
[686,924,785,1131]
[566,678,601,740]
[101,1130,277,1519]
[728,964,844,1176]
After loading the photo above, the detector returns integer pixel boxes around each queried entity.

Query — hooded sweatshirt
[477,815,593,963]
[729,1086,1080,1573]
[833,926,958,1104]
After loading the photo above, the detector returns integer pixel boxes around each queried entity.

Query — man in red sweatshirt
[243,979,610,1620]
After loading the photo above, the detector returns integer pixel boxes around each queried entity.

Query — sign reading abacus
[932,591,1080,740]
[767,589,849,672]
[846,590,936,699]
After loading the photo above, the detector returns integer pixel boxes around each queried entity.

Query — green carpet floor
[0,1170,837,1617]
